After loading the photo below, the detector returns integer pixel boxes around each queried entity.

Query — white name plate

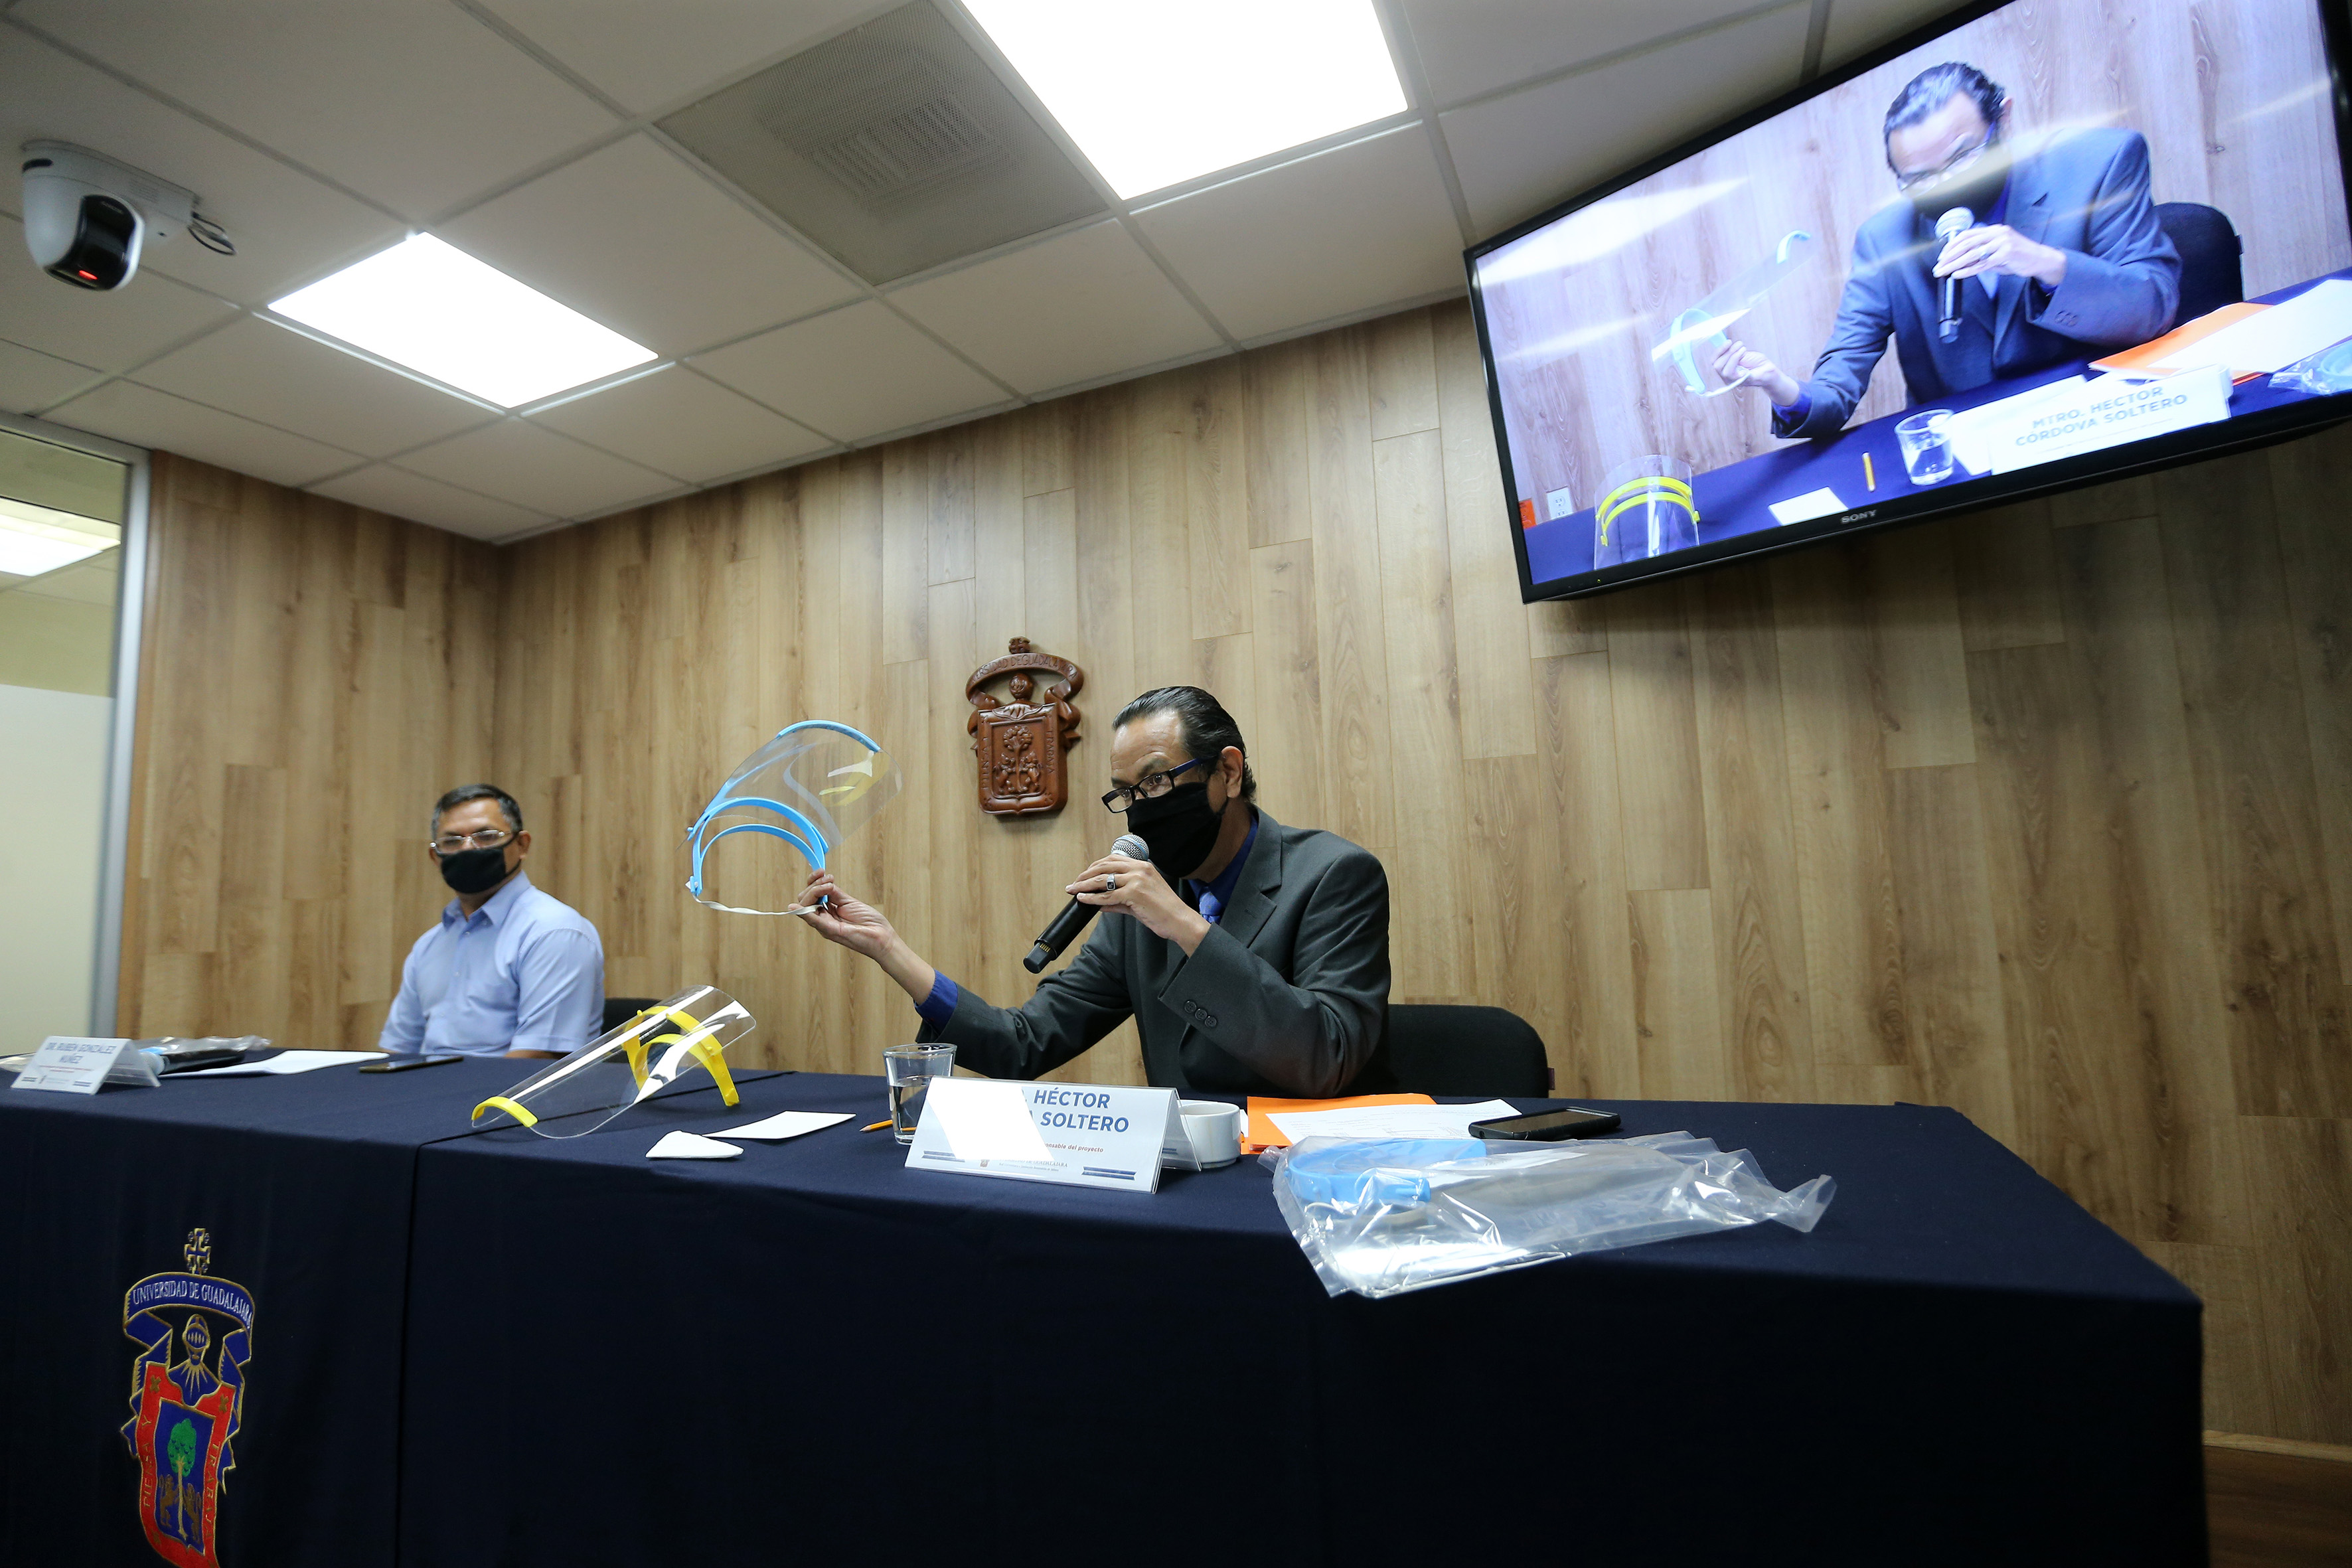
[11,1036,157,1095]
[905,1079,1194,1195]
[1980,364,2231,474]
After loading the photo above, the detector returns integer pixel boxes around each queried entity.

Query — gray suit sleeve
[1775,244,1897,439]
[1153,848,1391,1098]
[919,919,1135,1080]
[2023,132,2179,346]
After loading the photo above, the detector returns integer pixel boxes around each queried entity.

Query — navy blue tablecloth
[0,1059,781,1567]
[397,1073,2203,1567]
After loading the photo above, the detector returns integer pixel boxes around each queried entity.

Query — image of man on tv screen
[1715,62,2181,437]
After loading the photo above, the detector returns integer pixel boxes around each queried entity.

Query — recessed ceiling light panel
[268,235,657,409]
[0,498,118,580]
[962,0,1407,199]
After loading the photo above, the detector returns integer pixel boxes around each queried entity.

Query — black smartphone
[359,1053,465,1073]
[1469,1107,1622,1141]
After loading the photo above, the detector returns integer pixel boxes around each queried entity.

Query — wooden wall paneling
[1307,325,1395,851]
[2157,450,2352,1119]
[927,424,975,585]
[1772,544,1919,1093]
[1949,497,2067,654]
[1021,399,1074,500]
[1865,524,1977,770]
[1628,886,1728,1099]
[1372,427,1470,1000]
[1022,487,1081,657]
[1533,651,1640,1093]
[2266,433,2352,988]
[1247,540,1326,829]
[2243,1117,2352,1443]
[1462,753,1553,1052]
[881,441,929,667]
[1526,595,1608,660]
[1685,561,1818,1103]
[1433,302,1536,761]
[2203,1431,2352,1565]
[1368,308,1440,441]
[1182,358,1249,644]
[1073,388,1137,714]
[1243,335,1311,548]
[1883,762,2015,1144]
[1605,582,1709,892]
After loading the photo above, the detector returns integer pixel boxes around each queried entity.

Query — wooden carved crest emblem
[967,637,1083,816]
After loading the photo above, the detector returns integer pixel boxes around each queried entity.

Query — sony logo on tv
[1842,509,1877,523]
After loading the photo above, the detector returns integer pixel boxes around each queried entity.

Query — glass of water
[882,1044,955,1145]
[1895,410,1956,484]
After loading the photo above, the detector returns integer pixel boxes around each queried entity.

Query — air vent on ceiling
[660,1,1104,285]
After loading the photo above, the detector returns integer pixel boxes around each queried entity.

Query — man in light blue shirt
[378,784,605,1059]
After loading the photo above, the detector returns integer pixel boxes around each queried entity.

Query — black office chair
[1382,1004,1553,1097]
[601,997,660,1036]
[2155,202,2244,329]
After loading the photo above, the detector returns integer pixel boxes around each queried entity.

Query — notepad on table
[1245,1093,1433,1150]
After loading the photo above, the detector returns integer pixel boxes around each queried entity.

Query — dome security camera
[20,141,208,291]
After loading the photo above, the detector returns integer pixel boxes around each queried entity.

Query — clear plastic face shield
[1652,229,1816,396]
[471,986,755,1138]
[684,720,902,915]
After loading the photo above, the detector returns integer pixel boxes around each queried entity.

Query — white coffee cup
[1179,1099,1243,1169]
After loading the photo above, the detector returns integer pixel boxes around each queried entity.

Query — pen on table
[1863,451,1876,492]
[860,1119,894,1133]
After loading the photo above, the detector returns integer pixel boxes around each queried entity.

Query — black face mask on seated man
[1909,142,2013,230]
[437,844,512,896]
[1125,781,1230,886]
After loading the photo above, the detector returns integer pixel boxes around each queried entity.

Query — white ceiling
[0,0,1959,542]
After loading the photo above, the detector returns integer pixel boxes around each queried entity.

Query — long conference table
[3,1056,2204,1565]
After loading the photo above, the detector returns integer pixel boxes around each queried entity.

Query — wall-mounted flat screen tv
[1468,0,2352,601]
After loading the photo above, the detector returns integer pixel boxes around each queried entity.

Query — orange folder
[2090,301,2269,380]
[1245,1093,1435,1152]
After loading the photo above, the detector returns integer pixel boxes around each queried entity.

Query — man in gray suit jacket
[793,685,1395,1098]
[1716,62,2181,436]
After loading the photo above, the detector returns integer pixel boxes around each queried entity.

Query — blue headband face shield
[686,720,902,914]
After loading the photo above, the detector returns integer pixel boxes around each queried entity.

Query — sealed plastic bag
[1269,1132,1834,1299]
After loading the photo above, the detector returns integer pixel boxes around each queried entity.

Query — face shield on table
[684,720,902,915]
[470,985,755,1138]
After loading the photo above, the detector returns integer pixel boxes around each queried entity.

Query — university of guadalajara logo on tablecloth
[121,1229,256,1567]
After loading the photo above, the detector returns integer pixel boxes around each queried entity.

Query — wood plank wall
[124,299,2349,1449]
[119,454,501,1048]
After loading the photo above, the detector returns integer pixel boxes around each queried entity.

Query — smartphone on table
[1469,1107,1622,1141]
[358,1053,465,1073]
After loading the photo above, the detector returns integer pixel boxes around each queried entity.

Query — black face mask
[437,845,513,896]
[1125,782,1229,886]
[1906,145,2012,231]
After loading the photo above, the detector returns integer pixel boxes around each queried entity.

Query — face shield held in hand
[684,720,902,915]
[1653,230,1816,396]
[471,985,755,1138]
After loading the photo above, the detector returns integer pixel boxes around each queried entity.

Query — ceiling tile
[889,221,1224,394]
[529,367,831,484]
[309,463,550,542]
[437,135,859,357]
[14,0,619,220]
[46,380,362,488]
[131,316,495,459]
[689,300,1008,443]
[0,215,236,370]
[394,420,677,517]
[0,27,402,305]
[1131,127,1464,343]
[0,341,104,415]
[1822,0,1954,71]
[472,0,880,115]
[1439,5,1809,238]
[1401,0,1770,107]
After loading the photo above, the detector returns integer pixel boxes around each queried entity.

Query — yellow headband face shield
[470,985,754,1138]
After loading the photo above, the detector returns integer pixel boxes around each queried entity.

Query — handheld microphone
[1935,206,1974,343]
[1024,832,1149,973]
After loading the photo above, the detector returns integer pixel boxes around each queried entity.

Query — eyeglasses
[430,828,514,855]
[1893,132,1998,194]
[1102,757,1210,813]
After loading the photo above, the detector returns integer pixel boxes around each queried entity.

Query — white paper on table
[178,1050,385,1077]
[1269,1099,1521,1142]
[648,1130,744,1160]
[1768,487,1846,525]
[708,1109,852,1140]
[2150,280,2352,377]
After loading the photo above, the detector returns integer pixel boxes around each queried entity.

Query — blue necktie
[1198,889,1222,925]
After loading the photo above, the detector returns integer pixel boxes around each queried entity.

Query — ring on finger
[1105,874,1117,892]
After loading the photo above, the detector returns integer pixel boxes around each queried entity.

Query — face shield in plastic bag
[1652,230,1816,396]
[685,720,901,915]
[470,985,753,1138]
[1268,1131,1834,1298]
